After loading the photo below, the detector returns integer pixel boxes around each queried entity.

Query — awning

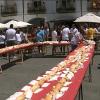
[28,18,45,25]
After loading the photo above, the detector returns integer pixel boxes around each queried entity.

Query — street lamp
[80,0,82,16]
[22,0,24,21]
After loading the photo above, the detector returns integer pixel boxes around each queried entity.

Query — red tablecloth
[31,44,95,100]
[0,41,70,54]
[5,42,95,100]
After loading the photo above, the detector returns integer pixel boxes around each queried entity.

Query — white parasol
[17,21,32,27]
[74,13,100,23]
[5,20,32,28]
[5,20,18,28]
[0,23,6,28]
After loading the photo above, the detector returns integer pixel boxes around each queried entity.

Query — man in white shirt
[61,25,70,54]
[52,28,57,41]
[51,28,58,55]
[5,24,17,46]
[61,25,70,41]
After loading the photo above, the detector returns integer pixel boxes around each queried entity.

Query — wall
[0,0,100,23]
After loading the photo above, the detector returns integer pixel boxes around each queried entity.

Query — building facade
[0,0,100,24]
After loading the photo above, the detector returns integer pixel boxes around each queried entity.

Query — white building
[0,0,100,24]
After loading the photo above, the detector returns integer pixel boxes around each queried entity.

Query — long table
[30,44,95,100]
[6,41,95,100]
[32,41,70,55]
[0,41,70,72]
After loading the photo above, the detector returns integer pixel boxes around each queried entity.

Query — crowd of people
[51,23,100,51]
[0,23,100,52]
[0,24,27,48]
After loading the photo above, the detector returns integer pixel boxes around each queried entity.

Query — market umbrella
[0,23,6,28]
[74,13,100,23]
[17,21,32,27]
[5,20,32,28]
[5,20,18,28]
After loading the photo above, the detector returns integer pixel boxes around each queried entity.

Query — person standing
[5,24,17,59]
[70,24,78,41]
[36,27,45,42]
[61,25,70,41]
[5,24,17,46]
[61,25,70,54]
[20,28,27,43]
[36,27,45,54]
[16,29,22,44]
[51,28,57,41]
[86,25,96,40]
[51,28,58,55]
[0,30,5,48]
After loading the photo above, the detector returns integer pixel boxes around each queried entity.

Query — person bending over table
[70,30,83,52]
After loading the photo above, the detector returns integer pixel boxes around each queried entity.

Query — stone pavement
[0,53,100,100]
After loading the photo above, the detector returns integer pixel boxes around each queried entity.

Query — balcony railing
[27,3,46,14]
[1,4,17,17]
[56,7,75,13]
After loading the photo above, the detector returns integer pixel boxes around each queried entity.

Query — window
[56,0,75,13]
[34,1,41,8]
[87,0,100,11]
[27,0,46,14]
[62,0,66,8]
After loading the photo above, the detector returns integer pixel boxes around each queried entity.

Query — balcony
[1,4,17,17]
[27,3,46,14]
[56,7,75,13]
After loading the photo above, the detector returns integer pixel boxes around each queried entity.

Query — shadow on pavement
[1,60,18,71]
[1,54,66,71]
[97,64,100,69]
[31,54,66,58]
